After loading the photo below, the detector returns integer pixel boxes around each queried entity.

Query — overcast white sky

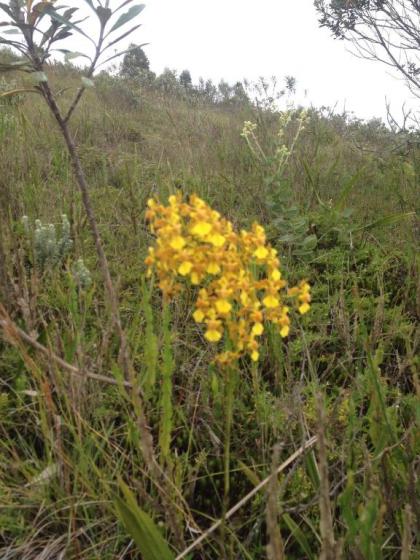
[133,0,417,121]
[13,0,416,121]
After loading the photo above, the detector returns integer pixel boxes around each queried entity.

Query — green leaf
[97,42,148,67]
[335,167,365,212]
[237,460,261,487]
[301,234,317,250]
[351,212,414,233]
[278,233,297,243]
[115,481,175,560]
[56,49,91,62]
[109,4,145,33]
[45,6,95,44]
[283,514,316,560]
[51,29,73,43]
[81,76,95,88]
[115,0,136,14]
[338,471,358,539]
[29,71,48,83]
[304,450,320,490]
[62,7,79,21]
[30,1,53,23]
[103,23,141,50]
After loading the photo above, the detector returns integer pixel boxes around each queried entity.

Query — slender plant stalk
[39,76,157,456]
[316,392,342,560]
[221,366,236,559]
[20,42,186,545]
[0,223,10,301]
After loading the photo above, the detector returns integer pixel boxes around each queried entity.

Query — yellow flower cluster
[145,194,310,364]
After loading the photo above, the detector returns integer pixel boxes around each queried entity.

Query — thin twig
[175,435,317,560]
[0,307,132,389]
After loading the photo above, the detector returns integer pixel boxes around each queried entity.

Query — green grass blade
[283,513,316,560]
[115,481,175,560]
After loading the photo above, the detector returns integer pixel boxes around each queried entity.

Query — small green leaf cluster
[0,0,147,97]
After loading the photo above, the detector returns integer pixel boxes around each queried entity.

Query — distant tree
[194,77,217,103]
[314,0,420,98]
[218,79,233,103]
[285,75,297,94]
[231,81,249,105]
[179,69,192,88]
[120,44,150,78]
[154,68,181,95]
[0,46,20,64]
[203,79,218,103]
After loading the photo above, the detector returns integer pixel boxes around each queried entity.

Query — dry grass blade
[175,435,317,560]
[0,304,133,389]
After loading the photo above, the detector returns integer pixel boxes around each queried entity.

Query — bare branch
[315,0,420,99]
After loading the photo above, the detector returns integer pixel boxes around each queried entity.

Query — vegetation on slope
[0,20,419,560]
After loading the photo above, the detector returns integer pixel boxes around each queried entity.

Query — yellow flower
[178,261,192,276]
[208,233,226,247]
[299,302,310,314]
[280,325,290,337]
[191,222,212,237]
[170,236,186,250]
[205,329,222,342]
[193,309,205,322]
[145,193,310,365]
[240,291,249,305]
[216,299,232,314]
[271,269,281,281]
[251,350,259,362]
[263,295,280,308]
[191,272,200,285]
[254,246,269,260]
[300,282,310,294]
[207,262,221,275]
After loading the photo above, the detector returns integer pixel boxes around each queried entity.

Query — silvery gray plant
[22,214,92,288]
[34,214,72,268]
[23,214,73,268]
[72,258,92,289]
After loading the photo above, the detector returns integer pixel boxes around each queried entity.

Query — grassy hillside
[0,63,419,559]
